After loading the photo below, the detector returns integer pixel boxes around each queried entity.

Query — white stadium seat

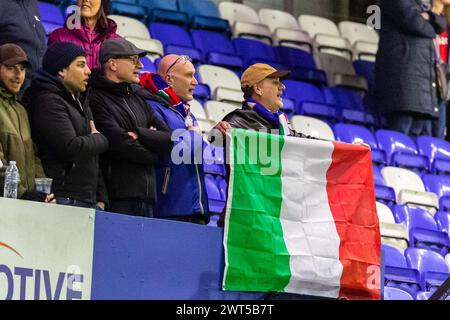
[272,29,314,52]
[233,21,272,45]
[204,101,237,124]
[353,41,378,62]
[258,8,299,33]
[338,21,379,45]
[381,167,439,214]
[376,202,409,251]
[197,119,215,133]
[189,99,207,121]
[108,15,150,39]
[315,34,353,60]
[298,15,340,38]
[124,36,163,60]
[218,2,260,26]
[197,65,243,104]
[290,116,335,141]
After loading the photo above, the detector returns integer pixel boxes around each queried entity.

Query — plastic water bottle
[3,161,20,199]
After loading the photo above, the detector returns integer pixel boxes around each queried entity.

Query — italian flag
[222,129,381,300]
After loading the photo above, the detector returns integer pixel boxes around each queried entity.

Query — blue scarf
[245,98,290,135]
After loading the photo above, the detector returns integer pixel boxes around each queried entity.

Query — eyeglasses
[165,55,192,74]
[112,55,141,66]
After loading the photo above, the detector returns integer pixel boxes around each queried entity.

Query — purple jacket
[48,18,120,70]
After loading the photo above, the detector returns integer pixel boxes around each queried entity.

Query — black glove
[20,190,47,202]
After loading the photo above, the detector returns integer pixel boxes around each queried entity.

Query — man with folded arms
[89,38,172,217]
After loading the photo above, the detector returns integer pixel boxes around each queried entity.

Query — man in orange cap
[214,63,304,136]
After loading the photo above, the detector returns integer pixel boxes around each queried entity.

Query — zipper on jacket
[122,97,138,126]
[194,164,205,215]
[162,167,171,195]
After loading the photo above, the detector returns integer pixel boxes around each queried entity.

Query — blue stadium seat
[144,1,188,27]
[383,287,413,300]
[178,0,220,18]
[284,80,338,124]
[193,83,211,106]
[376,130,429,174]
[178,0,230,33]
[417,136,450,175]
[191,30,243,71]
[422,174,450,212]
[38,2,64,34]
[280,97,295,119]
[148,23,201,64]
[394,205,448,256]
[405,248,450,291]
[203,145,225,176]
[273,46,327,85]
[205,174,225,213]
[415,291,433,300]
[233,38,284,70]
[375,185,396,209]
[353,60,376,111]
[110,1,147,20]
[373,165,385,186]
[217,177,227,202]
[382,244,421,297]
[333,123,386,165]
[140,56,156,74]
[329,86,376,128]
[434,211,450,236]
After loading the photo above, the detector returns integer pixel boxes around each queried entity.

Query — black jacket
[24,70,109,204]
[0,0,46,76]
[222,103,310,138]
[88,69,172,204]
[375,0,446,116]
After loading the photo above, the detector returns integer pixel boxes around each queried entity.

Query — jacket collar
[64,17,118,42]
[90,68,135,97]
[0,85,17,104]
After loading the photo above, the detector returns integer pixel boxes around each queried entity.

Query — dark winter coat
[0,0,46,75]
[144,94,210,221]
[25,70,109,204]
[88,69,172,205]
[375,0,446,117]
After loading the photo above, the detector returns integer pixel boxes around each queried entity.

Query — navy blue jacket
[0,0,46,75]
[375,0,446,117]
[145,95,210,221]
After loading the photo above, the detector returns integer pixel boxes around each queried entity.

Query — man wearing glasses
[139,54,210,225]
[89,38,172,217]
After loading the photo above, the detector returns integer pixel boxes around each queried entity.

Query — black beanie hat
[42,42,86,76]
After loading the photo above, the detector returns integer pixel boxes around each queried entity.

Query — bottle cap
[10,161,16,165]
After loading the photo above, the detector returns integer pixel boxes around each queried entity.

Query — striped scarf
[245,98,290,135]
[139,72,190,120]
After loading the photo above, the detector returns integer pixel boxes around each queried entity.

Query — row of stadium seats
[382,245,450,299]
[38,0,379,64]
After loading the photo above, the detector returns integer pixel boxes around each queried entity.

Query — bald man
[139,54,210,225]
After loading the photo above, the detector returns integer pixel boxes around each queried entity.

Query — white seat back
[315,34,352,60]
[353,41,378,62]
[338,21,379,45]
[197,119,215,133]
[273,29,313,53]
[258,9,299,33]
[381,167,425,195]
[124,36,163,59]
[290,116,335,141]
[233,21,272,45]
[204,101,237,123]
[445,253,450,272]
[109,15,150,39]
[189,99,206,120]
[218,1,260,26]
[376,202,395,223]
[198,65,241,96]
[298,15,339,38]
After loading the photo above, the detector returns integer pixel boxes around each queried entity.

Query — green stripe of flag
[223,129,291,292]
